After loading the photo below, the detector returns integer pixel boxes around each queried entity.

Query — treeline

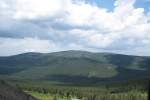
[20,82,148,100]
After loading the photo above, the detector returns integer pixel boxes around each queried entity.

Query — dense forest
[15,79,149,100]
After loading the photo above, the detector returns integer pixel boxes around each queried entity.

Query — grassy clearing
[26,91,53,100]
[26,91,77,100]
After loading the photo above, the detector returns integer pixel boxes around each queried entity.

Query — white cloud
[13,0,66,19]
[0,0,150,56]
[0,37,88,56]
[0,37,53,55]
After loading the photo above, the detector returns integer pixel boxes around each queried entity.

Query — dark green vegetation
[0,50,150,100]
[0,80,37,100]
[0,50,150,84]
[18,80,148,100]
[0,78,148,100]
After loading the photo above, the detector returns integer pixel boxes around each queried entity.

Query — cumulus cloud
[0,0,150,56]
[0,37,88,56]
[0,37,52,56]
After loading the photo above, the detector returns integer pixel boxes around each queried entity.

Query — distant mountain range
[0,50,150,84]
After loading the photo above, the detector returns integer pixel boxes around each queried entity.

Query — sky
[0,0,150,56]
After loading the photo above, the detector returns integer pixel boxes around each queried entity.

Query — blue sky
[85,0,115,11]
[0,0,150,56]
[86,0,150,12]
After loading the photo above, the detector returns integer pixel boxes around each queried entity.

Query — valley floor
[26,90,148,100]
[7,79,149,100]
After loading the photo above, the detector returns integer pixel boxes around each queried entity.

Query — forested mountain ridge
[0,50,150,84]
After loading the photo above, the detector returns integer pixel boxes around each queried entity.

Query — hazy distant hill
[0,80,37,100]
[0,50,150,84]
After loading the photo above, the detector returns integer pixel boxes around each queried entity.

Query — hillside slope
[0,80,37,100]
[0,50,150,83]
